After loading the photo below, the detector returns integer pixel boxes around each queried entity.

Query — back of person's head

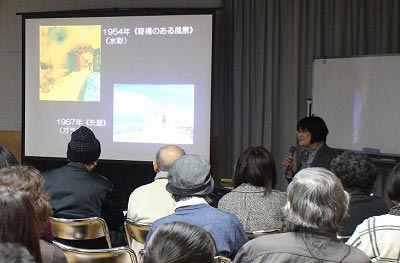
[0,188,42,263]
[67,126,101,164]
[0,243,36,263]
[144,222,216,263]
[155,145,186,172]
[167,154,214,201]
[387,163,400,203]
[0,166,52,226]
[233,146,276,192]
[331,151,378,193]
[296,116,329,143]
[0,145,18,169]
[284,167,349,233]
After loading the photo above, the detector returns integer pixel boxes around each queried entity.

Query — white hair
[284,167,350,233]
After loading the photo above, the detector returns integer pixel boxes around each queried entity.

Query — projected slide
[24,12,212,161]
[113,84,194,144]
[39,25,101,101]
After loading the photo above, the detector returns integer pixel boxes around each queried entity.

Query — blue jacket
[146,203,248,259]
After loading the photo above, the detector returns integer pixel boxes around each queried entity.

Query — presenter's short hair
[144,222,216,263]
[297,116,329,143]
[233,146,276,191]
[388,163,400,202]
[284,167,349,233]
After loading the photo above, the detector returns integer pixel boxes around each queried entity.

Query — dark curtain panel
[212,0,400,190]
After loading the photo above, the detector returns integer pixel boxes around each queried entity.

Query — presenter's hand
[282,155,294,176]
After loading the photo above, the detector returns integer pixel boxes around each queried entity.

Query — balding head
[154,145,185,172]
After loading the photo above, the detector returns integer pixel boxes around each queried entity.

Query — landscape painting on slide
[39,25,101,101]
[113,84,194,144]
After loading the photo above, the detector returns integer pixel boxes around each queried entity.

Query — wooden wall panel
[0,130,21,163]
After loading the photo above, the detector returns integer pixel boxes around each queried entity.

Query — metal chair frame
[53,241,137,263]
[124,218,151,246]
[50,217,112,249]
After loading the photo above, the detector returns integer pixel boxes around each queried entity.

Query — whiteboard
[312,55,400,156]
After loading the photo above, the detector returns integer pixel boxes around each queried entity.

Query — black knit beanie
[67,126,101,163]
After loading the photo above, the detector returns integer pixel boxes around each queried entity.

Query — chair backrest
[53,241,137,263]
[50,217,112,249]
[246,229,282,240]
[124,218,151,246]
[214,256,232,263]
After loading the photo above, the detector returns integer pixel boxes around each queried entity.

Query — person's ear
[153,161,159,172]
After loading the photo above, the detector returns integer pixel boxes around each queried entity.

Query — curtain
[213,0,400,190]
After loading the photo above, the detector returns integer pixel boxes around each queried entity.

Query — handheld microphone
[285,146,297,175]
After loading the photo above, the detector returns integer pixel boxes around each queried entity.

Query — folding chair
[124,218,151,246]
[50,217,112,249]
[53,241,137,263]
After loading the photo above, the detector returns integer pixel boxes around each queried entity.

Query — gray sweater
[218,183,287,231]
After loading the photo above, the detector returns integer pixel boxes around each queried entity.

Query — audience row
[0,121,398,262]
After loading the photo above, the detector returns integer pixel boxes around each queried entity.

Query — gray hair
[155,145,185,172]
[284,167,349,233]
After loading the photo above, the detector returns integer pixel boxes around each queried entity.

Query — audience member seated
[0,242,36,263]
[331,151,388,236]
[347,163,400,262]
[41,126,125,247]
[127,145,185,253]
[145,154,248,259]
[282,116,337,181]
[143,222,216,263]
[0,166,67,263]
[127,145,185,223]
[218,146,286,231]
[233,167,371,263]
[0,144,18,168]
[0,188,43,263]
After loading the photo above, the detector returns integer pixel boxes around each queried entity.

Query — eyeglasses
[296,129,309,134]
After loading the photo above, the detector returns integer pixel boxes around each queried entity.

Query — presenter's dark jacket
[42,162,124,231]
[296,143,338,172]
[287,143,338,182]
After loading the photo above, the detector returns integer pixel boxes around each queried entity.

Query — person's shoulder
[370,213,400,226]
[211,205,247,225]
[128,182,156,202]
[39,239,68,263]
[345,246,371,263]
[218,191,235,206]
[269,189,287,199]
[322,143,338,155]
[135,180,163,192]
[42,165,66,176]
[94,173,113,188]
[151,213,176,229]
[242,232,297,252]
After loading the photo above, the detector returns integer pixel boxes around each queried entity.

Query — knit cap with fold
[67,126,101,163]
